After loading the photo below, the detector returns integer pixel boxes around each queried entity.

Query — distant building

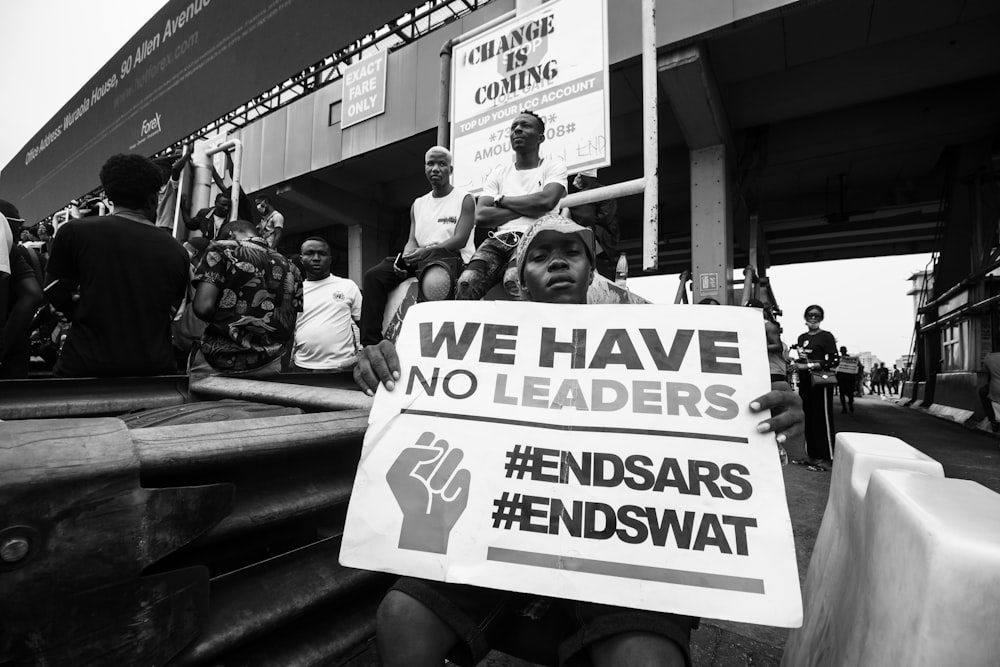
[907,271,934,319]
[858,351,880,376]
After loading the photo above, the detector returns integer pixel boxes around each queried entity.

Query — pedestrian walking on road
[835,346,859,413]
[877,362,889,396]
[793,305,839,471]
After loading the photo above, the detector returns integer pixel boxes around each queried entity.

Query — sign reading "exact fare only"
[341,50,388,129]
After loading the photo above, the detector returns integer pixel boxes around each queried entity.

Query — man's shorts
[389,577,697,666]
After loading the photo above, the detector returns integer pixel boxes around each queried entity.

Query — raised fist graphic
[386,431,471,554]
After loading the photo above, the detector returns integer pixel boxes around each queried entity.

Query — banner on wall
[449,0,611,194]
[0,0,418,222]
[340,302,803,627]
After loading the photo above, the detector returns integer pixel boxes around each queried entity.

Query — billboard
[450,0,610,193]
[0,0,419,222]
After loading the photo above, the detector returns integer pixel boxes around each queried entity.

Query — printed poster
[449,0,610,193]
[341,302,803,627]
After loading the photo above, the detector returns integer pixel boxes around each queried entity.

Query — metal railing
[0,394,387,665]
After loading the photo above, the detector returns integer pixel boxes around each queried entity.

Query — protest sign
[836,355,859,374]
[341,302,803,627]
[449,0,610,193]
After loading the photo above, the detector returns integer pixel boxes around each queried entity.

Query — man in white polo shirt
[291,237,363,371]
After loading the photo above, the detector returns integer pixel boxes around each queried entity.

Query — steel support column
[690,145,733,304]
[348,224,364,285]
[658,44,733,303]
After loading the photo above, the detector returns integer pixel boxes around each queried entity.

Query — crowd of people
[0,148,353,382]
[0,110,629,383]
[0,107,816,666]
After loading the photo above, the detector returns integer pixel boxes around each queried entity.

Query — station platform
[345,394,1000,667]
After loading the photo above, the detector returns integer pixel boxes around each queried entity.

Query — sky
[0,1,168,173]
[629,253,933,365]
[0,1,933,364]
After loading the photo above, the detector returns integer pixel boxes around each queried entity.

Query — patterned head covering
[515,213,596,292]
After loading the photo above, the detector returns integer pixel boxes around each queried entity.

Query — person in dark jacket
[792,304,839,471]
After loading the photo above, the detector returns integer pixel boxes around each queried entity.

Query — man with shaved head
[359,145,475,347]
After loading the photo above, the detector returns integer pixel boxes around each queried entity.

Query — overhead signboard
[450,0,611,194]
[0,0,419,222]
[341,302,803,627]
[341,50,388,128]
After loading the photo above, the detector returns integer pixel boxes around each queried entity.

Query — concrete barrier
[925,372,984,424]
[910,381,927,408]
[782,432,1000,666]
[898,381,916,405]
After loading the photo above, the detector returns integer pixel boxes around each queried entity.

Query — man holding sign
[348,215,804,667]
[835,346,859,413]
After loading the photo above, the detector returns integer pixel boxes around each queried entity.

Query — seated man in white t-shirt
[455,109,567,300]
[291,237,363,371]
[359,146,475,347]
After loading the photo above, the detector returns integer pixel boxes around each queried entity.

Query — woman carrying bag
[793,304,839,471]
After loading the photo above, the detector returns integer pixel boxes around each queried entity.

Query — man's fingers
[749,385,804,444]
[353,342,401,394]
[760,412,804,438]
[377,341,401,383]
[368,351,393,390]
[353,360,377,395]
[749,386,796,412]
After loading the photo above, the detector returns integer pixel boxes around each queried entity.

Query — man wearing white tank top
[359,146,475,346]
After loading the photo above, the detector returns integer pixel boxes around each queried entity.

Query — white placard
[342,50,388,128]
[449,0,610,193]
[341,302,803,627]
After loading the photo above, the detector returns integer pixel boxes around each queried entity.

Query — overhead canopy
[0,0,421,222]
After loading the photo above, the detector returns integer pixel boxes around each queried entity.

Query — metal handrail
[204,139,244,223]
[674,270,691,304]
